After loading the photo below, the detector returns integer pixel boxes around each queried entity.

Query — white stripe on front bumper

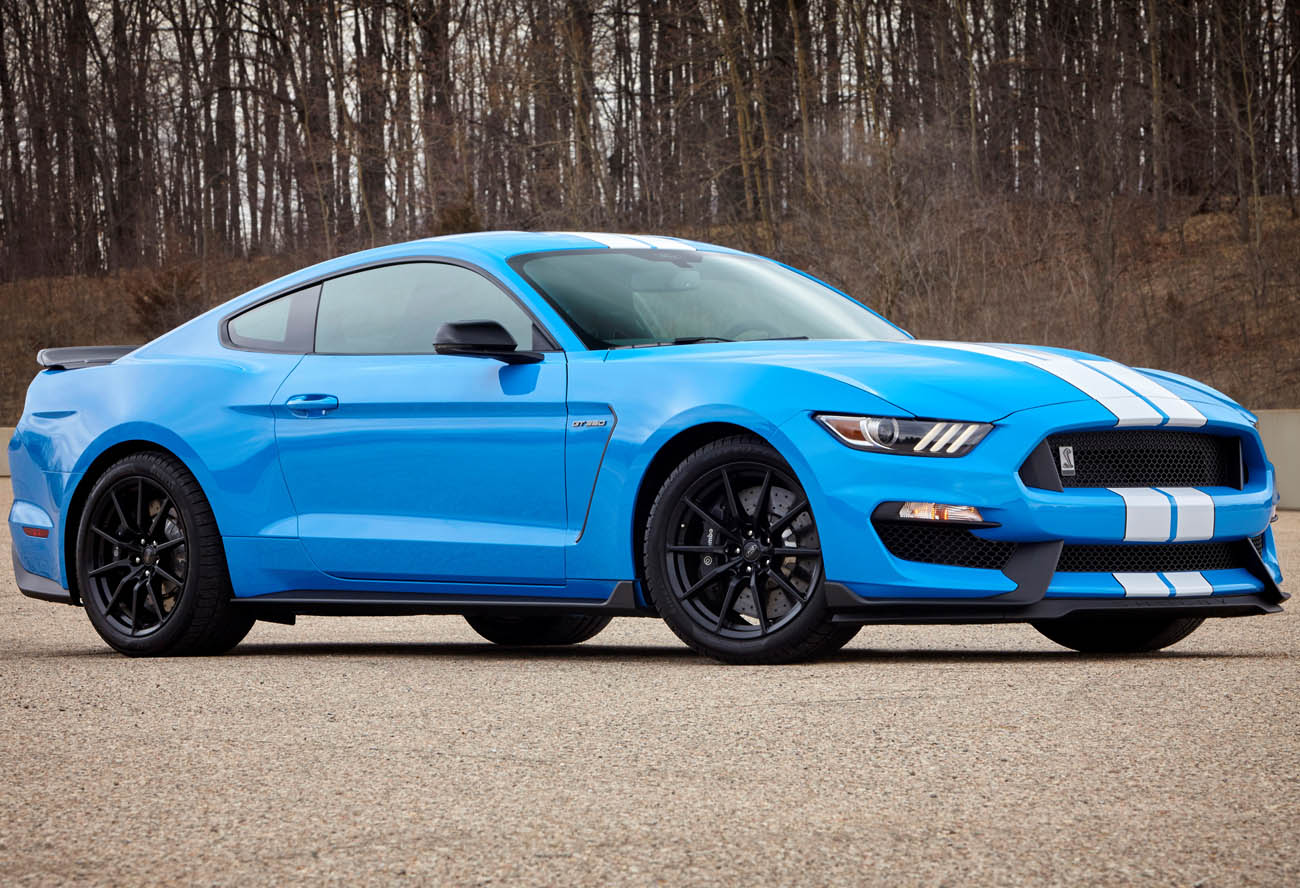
[1163,571,1214,596]
[1114,573,1171,597]
[1108,487,1173,541]
[1158,487,1216,541]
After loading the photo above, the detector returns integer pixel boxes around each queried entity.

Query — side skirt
[233,580,656,620]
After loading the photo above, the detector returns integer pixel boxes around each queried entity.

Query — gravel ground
[1,481,1296,887]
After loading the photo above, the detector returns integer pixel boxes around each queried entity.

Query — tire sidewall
[645,438,833,661]
[77,456,208,655]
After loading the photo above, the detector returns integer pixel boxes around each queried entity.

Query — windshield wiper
[669,336,733,344]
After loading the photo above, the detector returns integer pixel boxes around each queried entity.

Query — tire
[465,614,612,646]
[76,451,254,656]
[644,434,852,664]
[1031,615,1205,653]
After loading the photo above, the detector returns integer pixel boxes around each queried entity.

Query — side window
[314,263,540,355]
[225,285,319,353]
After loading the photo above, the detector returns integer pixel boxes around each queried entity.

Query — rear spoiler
[36,345,138,371]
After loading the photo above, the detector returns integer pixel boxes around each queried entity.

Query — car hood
[612,338,1245,423]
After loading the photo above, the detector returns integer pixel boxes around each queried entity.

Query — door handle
[285,394,339,417]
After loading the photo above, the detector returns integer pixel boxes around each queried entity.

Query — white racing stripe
[1158,487,1216,540]
[632,235,695,250]
[914,342,1164,427]
[1004,347,1164,427]
[1162,571,1214,597]
[1114,573,1171,597]
[1108,487,1173,541]
[1081,360,1207,427]
[561,232,654,249]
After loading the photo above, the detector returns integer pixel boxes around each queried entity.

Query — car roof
[417,230,728,257]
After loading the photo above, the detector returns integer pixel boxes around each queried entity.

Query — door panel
[274,352,568,584]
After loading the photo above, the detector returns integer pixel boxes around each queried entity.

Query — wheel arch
[62,439,203,604]
[630,422,776,589]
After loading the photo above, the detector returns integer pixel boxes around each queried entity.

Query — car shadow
[209,640,1285,665]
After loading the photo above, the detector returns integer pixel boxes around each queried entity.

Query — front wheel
[1031,615,1204,653]
[644,435,856,664]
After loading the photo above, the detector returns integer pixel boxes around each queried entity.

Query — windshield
[510,250,904,349]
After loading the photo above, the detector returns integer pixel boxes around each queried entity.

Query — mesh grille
[1251,533,1266,555]
[875,522,1018,570]
[1044,430,1240,489]
[1056,540,1247,573]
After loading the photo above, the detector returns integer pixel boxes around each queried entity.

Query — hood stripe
[916,341,1163,426]
[1079,359,1207,427]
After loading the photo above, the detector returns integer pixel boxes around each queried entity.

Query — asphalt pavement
[2,482,1297,886]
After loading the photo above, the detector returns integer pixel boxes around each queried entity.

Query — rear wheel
[644,435,854,664]
[1031,615,1204,653]
[464,614,611,646]
[77,452,254,656]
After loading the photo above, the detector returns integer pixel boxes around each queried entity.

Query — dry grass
[1,202,1297,424]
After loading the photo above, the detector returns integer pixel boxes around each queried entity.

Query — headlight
[815,414,992,456]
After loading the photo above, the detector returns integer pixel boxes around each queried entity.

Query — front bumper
[781,400,1285,616]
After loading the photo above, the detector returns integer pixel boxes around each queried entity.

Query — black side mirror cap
[434,320,543,364]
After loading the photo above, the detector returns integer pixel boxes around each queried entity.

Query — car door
[272,260,568,586]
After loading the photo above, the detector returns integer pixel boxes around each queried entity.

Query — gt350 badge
[572,419,608,428]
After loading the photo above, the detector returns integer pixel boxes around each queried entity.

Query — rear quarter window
[224,285,320,353]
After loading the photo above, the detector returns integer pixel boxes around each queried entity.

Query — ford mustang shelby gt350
[8,232,1285,662]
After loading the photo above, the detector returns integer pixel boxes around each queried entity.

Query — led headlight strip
[815,414,992,457]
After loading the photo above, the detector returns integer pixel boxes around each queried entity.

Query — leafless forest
[0,1,1298,419]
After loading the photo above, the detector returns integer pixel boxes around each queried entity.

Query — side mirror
[434,320,543,364]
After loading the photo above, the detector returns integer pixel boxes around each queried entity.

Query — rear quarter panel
[10,318,303,588]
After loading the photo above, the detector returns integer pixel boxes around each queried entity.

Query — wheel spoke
[720,470,742,524]
[680,557,742,599]
[147,496,171,539]
[89,559,133,578]
[129,582,142,635]
[774,546,820,557]
[753,471,772,531]
[153,566,185,589]
[682,498,742,544]
[769,499,809,534]
[104,567,140,613]
[135,479,145,534]
[147,583,168,621]
[751,571,769,633]
[90,525,138,550]
[108,490,132,533]
[767,566,808,604]
[152,536,185,553]
[713,577,743,631]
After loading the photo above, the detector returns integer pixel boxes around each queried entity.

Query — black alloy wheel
[646,436,860,663]
[77,452,254,656]
[83,475,189,638]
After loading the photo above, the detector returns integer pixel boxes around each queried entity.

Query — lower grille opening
[1056,540,1250,573]
[874,522,1018,570]
[876,523,1265,575]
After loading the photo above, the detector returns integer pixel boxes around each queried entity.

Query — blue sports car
[8,232,1285,662]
